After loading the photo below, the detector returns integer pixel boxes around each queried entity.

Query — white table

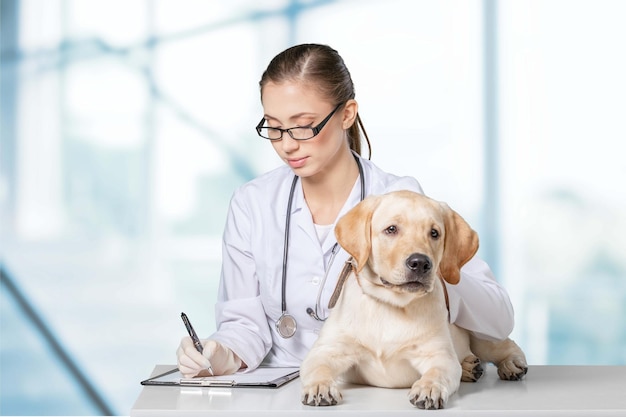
[131,365,626,416]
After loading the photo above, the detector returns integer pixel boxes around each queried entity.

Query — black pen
[181,312,214,376]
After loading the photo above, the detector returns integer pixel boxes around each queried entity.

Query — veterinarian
[176,43,515,377]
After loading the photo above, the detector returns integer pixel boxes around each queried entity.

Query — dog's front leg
[470,336,528,381]
[408,351,461,410]
[300,340,358,406]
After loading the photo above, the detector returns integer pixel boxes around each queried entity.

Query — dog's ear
[438,203,479,285]
[335,195,382,273]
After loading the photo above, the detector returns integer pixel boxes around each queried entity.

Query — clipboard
[141,366,299,388]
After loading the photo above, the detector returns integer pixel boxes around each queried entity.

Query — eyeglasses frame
[256,103,343,141]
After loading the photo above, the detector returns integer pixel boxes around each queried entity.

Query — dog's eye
[430,228,440,239]
[384,225,398,235]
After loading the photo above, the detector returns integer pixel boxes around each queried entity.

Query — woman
[176,44,514,377]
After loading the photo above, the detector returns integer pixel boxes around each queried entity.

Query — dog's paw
[460,354,484,382]
[408,380,449,410]
[497,355,528,381]
[301,382,342,406]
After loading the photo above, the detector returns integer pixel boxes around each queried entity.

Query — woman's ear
[342,99,358,129]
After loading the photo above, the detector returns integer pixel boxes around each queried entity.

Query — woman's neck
[301,152,360,225]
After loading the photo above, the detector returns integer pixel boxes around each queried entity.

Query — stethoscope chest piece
[276,313,297,338]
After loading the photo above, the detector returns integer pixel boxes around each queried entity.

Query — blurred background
[1,0,625,415]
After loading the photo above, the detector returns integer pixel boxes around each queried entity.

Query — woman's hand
[176,337,243,377]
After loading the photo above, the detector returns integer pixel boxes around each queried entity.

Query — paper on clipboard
[141,366,299,388]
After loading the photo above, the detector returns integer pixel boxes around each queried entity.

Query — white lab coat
[210,155,514,370]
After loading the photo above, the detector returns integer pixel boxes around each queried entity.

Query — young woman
[176,44,514,377]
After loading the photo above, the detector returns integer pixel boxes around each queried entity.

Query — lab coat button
[312,276,320,285]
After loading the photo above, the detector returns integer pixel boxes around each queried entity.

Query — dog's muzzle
[379,253,433,292]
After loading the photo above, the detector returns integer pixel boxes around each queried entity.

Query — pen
[181,312,214,376]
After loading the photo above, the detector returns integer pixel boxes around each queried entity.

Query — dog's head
[335,190,478,306]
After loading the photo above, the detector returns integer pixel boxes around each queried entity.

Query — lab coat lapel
[291,182,321,251]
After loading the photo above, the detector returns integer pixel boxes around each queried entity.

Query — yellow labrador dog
[300,190,527,409]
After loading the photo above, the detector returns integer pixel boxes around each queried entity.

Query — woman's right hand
[176,337,243,377]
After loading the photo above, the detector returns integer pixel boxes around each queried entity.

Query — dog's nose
[406,253,432,275]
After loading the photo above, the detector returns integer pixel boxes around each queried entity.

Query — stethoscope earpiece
[306,307,325,321]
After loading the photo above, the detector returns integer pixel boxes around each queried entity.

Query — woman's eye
[430,228,440,239]
[385,225,398,235]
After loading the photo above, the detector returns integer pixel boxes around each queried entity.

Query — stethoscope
[276,155,365,338]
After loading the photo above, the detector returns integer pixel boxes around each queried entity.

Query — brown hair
[259,44,371,158]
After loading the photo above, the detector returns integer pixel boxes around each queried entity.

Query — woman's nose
[280,133,300,152]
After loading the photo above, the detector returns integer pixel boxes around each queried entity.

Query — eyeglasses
[256,103,342,141]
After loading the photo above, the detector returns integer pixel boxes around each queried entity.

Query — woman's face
[261,81,352,179]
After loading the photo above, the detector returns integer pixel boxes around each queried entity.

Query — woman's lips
[287,157,308,168]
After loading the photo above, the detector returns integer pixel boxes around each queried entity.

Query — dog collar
[328,258,356,309]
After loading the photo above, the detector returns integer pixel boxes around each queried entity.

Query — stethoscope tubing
[281,176,299,314]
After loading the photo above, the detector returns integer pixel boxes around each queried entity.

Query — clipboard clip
[180,378,235,387]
